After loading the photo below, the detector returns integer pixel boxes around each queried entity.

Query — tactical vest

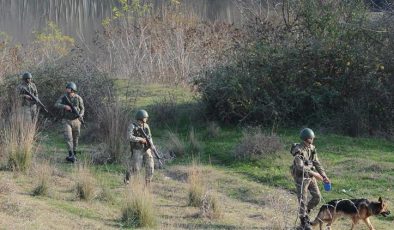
[61,95,82,120]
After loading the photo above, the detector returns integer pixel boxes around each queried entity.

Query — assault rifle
[21,87,49,113]
[134,123,164,168]
[63,95,85,125]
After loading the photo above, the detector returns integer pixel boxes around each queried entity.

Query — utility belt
[62,111,80,121]
[291,164,316,178]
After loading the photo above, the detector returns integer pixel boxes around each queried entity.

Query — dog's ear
[379,197,383,203]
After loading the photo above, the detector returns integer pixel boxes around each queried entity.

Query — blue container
[323,182,332,191]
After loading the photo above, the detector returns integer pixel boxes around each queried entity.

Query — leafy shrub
[234,127,283,160]
[149,93,178,126]
[195,0,394,136]
[0,47,114,125]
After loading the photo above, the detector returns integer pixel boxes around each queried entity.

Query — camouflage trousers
[126,148,154,183]
[62,118,81,152]
[19,105,38,121]
[294,176,321,218]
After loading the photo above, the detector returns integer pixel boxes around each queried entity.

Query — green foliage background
[195,0,394,136]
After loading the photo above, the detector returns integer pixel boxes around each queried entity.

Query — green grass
[12,83,392,229]
[119,82,394,204]
[47,199,101,220]
[114,80,195,107]
[76,83,394,203]
[123,85,394,204]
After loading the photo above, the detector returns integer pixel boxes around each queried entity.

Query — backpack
[290,143,300,156]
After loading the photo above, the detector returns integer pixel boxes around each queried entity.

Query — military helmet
[66,82,77,92]
[22,72,32,80]
[135,109,149,120]
[300,128,315,140]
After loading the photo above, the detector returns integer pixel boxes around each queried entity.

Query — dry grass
[96,97,130,162]
[266,193,298,229]
[206,121,221,138]
[199,191,223,219]
[74,164,98,201]
[31,161,53,196]
[1,102,38,172]
[90,143,112,165]
[188,127,202,155]
[234,127,283,160]
[165,131,186,157]
[187,162,205,207]
[121,177,157,228]
[0,162,391,229]
[0,176,15,195]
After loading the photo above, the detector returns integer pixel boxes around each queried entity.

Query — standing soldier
[125,109,154,186]
[290,128,330,230]
[16,72,38,120]
[55,82,84,163]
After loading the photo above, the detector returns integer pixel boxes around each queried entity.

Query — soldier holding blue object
[290,128,331,229]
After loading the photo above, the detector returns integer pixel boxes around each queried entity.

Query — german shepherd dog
[310,197,390,230]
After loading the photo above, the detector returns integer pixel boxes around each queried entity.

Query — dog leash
[340,189,357,199]
[293,162,306,227]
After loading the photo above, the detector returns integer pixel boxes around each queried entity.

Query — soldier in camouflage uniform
[125,109,154,186]
[16,72,38,120]
[55,82,84,163]
[291,128,330,230]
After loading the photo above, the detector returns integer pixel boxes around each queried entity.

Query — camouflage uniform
[16,81,38,120]
[55,94,84,154]
[126,122,154,183]
[291,142,327,221]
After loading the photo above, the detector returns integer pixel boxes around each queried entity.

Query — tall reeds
[2,101,38,172]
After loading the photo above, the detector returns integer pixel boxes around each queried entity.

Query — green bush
[195,0,394,136]
[0,49,114,124]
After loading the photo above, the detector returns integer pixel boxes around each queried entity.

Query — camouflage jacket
[291,142,327,179]
[16,82,38,107]
[127,122,152,150]
[55,94,85,120]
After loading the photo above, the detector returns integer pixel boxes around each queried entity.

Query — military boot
[66,151,73,162]
[145,179,151,188]
[124,171,130,184]
[300,216,312,230]
[70,153,77,163]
